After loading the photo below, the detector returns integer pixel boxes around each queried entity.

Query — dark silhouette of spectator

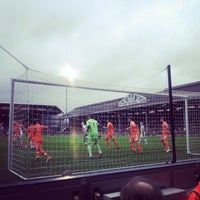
[120,176,163,200]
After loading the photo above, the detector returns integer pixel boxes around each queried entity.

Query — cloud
[0,0,200,103]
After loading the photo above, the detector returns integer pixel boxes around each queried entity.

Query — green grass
[1,134,200,184]
[0,136,22,185]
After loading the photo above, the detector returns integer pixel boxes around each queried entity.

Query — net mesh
[8,68,200,179]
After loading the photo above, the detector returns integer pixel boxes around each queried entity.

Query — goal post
[8,68,200,180]
[184,98,191,154]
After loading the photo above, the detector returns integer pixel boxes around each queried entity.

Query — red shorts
[106,132,114,139]
[161,133,169,141]
[130,134,139,143]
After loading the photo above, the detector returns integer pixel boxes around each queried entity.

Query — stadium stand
[0,103,63,134]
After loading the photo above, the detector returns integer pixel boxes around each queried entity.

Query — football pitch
[1,134,200,183]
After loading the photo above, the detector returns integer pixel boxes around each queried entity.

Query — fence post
[167,65,176,163]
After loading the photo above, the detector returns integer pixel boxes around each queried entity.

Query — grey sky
[0,0,200,103]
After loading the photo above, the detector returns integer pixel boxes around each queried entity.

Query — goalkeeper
[86,116,102,159]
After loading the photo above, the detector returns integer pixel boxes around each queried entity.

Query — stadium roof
[172,81,200,92]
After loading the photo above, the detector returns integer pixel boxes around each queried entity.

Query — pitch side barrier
[0,160,200,200]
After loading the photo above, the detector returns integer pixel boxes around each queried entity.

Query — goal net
[184,93,200,155]
[8,68,200,179]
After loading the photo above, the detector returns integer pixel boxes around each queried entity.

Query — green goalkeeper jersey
[86,118,98,136]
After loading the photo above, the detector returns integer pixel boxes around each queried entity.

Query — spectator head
[120,176,163,200]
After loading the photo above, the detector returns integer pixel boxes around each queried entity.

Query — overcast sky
[0,0,200,103]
